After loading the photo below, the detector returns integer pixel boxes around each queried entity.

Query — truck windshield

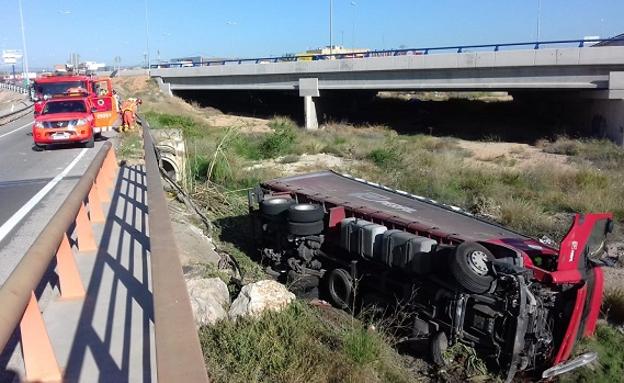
[36,81,87,96]
[42,100,87,114]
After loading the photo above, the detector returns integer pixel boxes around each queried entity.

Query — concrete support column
[303,95,319,130]
[155,77,173,97]
[299,78,320,130]
[588,98,624,146]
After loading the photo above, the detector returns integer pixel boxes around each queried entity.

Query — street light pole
[18,0,30,86]
[144,0,150,69]
[536,0,541,41]
[329,0,333,56]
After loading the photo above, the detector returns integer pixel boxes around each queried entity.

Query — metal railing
[0,143,117,381]
[143,121,210,383]
[150,37,624,69]
[0,82,29,95]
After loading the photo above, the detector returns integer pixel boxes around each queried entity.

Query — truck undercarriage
[248,171,613,381]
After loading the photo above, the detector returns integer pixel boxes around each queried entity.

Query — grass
[117,130,143,161]
[199,301,412,383]
[561,325,624,383]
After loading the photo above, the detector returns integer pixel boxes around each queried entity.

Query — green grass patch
[561,325,624,383]
[117,131,143,161]
[144,111,203,138]
[199,302,412,383]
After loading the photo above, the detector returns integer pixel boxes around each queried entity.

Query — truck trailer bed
[263,171,526,242]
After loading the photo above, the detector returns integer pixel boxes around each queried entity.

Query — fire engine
[31,73,120,136]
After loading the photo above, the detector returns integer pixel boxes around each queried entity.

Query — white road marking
[0,148,88,242]
[0,121,32,139]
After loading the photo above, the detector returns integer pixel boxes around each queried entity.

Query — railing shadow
[63,165,154,383]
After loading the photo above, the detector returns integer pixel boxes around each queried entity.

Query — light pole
[329,0,333,56]
[350,1,357,48]
[18,0,30,86]
[144,0,150,68]
[536,0,541,41]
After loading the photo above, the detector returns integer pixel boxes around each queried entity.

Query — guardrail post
[76,204,97,252]
[56,234,86,299]
[20,292,62,382]
[88,182,106,223]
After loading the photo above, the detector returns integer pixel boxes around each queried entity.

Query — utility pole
[144,0,150,68]
[329,0,333,56]
[536,0,541,41]
[18,0,30,86]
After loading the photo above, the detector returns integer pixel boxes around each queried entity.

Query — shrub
[368,147,402,168]
[258,123,297,158]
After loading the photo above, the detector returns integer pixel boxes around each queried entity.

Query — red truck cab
[32,97,95,150]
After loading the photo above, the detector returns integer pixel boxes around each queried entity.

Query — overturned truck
[248,171,614,381]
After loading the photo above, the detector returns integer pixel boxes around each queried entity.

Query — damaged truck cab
[248,171,613,381]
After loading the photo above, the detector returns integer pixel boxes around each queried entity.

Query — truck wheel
[84,135,95,148]
[430,331,448,366]
[260,197,294,216]
[449,242,494,293]
[288,220,324,236]
[288,204,324,223]
[327,268,353,309]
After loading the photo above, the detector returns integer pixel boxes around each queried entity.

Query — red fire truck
[31,74,120,136]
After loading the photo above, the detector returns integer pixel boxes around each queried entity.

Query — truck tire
[430,331,448,366]
[327,268,353,309]
[287,220,324,236]
[260,197,294,216]
[288,203,324,223]
[449,242,495,293]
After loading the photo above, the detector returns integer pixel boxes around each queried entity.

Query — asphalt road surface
[0,112,115,285]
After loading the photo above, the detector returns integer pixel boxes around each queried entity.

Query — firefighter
[120,97,142,132]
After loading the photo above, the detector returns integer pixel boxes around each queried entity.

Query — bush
[258,123,297,159]
[368,147,402,169]
[145,111,203,137]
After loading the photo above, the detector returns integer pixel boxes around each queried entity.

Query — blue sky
[1,0,622,69]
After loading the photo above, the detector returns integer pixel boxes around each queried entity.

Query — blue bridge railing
[150,37,624,69]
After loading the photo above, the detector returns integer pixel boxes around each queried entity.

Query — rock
[229,280,296,320]
[186,278,230,327]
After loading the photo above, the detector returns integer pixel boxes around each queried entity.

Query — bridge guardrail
[150,37,624,69]
[0,142,117,381]
[0,82,29,95]
[142,118,210,383]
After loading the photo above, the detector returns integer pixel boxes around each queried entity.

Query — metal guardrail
[0,82,29,95]
[0,142,116,381]
[143,120,210,383]
[150,37,624,68]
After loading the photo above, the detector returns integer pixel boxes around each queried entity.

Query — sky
[0,0,622,69]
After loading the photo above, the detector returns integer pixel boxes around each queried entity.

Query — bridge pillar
[299,78,320,130]
[587,98,624,146]
[586,72,624,146]
[156,77,173,97]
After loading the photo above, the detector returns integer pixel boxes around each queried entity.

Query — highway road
[0,112,115,285]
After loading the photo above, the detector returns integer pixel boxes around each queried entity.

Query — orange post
[75,203,97,252]
[20,292,62,383]
[95,172,112,203]
[88,182,106,223]
[55,234,85,299]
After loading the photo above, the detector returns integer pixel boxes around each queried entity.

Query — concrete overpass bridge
[150,38,624,144]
